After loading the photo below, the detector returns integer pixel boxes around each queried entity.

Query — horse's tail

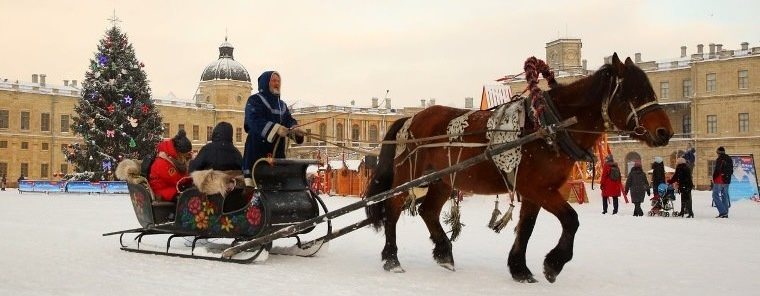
[365,117,409,231]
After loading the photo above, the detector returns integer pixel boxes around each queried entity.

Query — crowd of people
[600,145,734,219]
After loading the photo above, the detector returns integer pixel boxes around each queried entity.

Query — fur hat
[654,156,663,163]
[173,129,192,153]
[717,146,726,153]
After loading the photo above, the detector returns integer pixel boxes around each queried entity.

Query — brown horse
[364,53,673,282]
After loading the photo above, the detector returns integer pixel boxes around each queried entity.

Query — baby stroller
[648,183,677,217]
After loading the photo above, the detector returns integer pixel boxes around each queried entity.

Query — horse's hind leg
[508,200,541,283]
[382,195,406,273]
[541,195,579,283]
[419,183,455,271]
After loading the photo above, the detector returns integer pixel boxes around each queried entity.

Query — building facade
[288,99,410,162]
[508,39,760,189]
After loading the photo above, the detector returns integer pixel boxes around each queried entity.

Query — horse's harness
[600,75,664,137]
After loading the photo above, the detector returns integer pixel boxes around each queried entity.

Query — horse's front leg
[382,195,406,273]
[508,199,541,283]
[418,183,455,271]
[541,194,579,283]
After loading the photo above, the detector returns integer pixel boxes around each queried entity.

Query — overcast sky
[1,0,757,108]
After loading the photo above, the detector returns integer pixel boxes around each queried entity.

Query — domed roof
[200,38,251,82]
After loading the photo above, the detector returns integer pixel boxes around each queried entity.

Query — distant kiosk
[480,84,513,110]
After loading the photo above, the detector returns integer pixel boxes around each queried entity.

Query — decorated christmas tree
[64,24,163,179]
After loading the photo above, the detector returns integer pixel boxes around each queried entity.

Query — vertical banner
[728,154,759,201]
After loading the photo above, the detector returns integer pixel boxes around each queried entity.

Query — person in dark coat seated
[188,122,247,212]
[189,122,242,173]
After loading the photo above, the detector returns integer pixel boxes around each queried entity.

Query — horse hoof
[383,260,405,273]
[512,273,538,283]
[438,262,456,271]
[514,276,538,283]
[544,269,557,283]
[543,261,560,283]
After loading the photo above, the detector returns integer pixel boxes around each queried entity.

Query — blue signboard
[65,181,104,193]
[17,180,129,194]
[728,154,760,201]
[18,180,35,192]
[34,181,64,192]
[103,181,129,194]
[18,181,64,193]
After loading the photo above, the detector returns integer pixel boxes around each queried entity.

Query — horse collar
[535,93,596,163]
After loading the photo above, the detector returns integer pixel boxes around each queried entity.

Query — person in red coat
[149,130,193,201]
[600,155,626,214]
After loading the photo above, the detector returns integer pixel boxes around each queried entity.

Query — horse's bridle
[601,75,663,136]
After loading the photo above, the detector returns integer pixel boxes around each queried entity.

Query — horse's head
[602,53,673,147]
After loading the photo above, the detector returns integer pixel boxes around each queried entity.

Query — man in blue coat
[242,71,305,187]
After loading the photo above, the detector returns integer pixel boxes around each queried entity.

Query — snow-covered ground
[1,185,759,296]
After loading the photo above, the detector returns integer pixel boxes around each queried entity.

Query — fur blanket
[115,159,146,185]
[191,170,244,197]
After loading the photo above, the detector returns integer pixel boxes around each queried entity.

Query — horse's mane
[549,64,612,107]
[548,60,654,108]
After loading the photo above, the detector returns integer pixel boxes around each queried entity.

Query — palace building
[507,39,760,189]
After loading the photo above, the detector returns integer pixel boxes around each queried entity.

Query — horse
[364,53,673,283]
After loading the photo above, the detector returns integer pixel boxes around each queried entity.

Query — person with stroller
[600,155,626,214]
[668,157,694,218]
[651,156,666,195]
[625,161,650,217]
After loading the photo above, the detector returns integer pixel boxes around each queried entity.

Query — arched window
[352,124,360,141]
[369,125,378,142]
[319,123,327,139]
[336,123,344,141]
